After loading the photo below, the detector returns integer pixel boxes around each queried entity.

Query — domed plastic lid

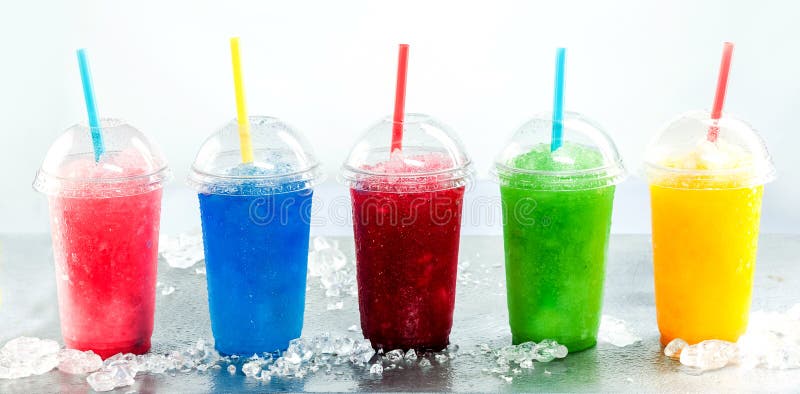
[33,118,171,198]
[493,111,626,190]
[644,110,776,189]
[188,116,323,195]
[340,113,473,192]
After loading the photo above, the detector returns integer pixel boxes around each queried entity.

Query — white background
[1,0,797,235]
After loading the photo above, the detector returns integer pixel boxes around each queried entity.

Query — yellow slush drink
[646,113,775,346]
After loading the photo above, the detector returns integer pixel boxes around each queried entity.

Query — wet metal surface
[1,234,798,392]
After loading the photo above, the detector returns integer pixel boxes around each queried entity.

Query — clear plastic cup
[33,118,171,358]
[188,116,323,355]
[340,113,473,350]
[644,110,775,345]
[492,112,626,352]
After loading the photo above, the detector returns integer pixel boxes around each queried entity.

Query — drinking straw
[390,44,410,153]
[76,49,105,162]
[230,37,255,163]
[707,42,734,142]
[550,48,566,152]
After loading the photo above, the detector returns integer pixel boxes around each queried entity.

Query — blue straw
[77,49,105,162]
[550,47,566,152]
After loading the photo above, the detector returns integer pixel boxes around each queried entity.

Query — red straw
[391,44,410,153]
[707,42,734,142]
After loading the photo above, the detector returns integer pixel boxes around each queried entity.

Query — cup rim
[642,161,777,189]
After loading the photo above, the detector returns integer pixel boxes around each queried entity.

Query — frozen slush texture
[49,151,162,358]
[509,142,606,171]
[500,142,614,352]
[351,153,464,350]
[199,162,312,355]
[651,140,763,345]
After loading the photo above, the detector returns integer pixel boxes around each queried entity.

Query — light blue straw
[550,47,566,152]
[77,49,105,162]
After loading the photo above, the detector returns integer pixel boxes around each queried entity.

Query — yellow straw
[230,37,255,163]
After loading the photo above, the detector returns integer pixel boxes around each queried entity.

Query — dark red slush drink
[349,152,466,350]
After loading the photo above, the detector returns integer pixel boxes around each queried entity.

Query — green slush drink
[494,115,625,352]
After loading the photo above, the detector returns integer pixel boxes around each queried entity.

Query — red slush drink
[343,114,472,350]
[34,121,169,358]
[351,173,464,350]
[49,188,162,357]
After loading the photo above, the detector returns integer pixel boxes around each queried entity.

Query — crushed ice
[738,304,800,370]
[678,339,738,373]
[663,338,688,359]
[0,334,467,386]
[159,230,204,269]
[598,315,641,347]
[0,337,60,379]
[477,339,569,382]
[665,303,800,373]
[308,236,357,300]
[57,349,103,374]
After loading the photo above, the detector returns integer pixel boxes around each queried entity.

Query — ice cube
[664,338,688,359]
[434,354,449,364]
[104,353,141,372]
[349,341,375,364]
[520,359,534,369]
[369,363,383,374]
[286,339,314,364]
[334,338,355,356]
[86,370,117,392]
[227,365,237,375]
[419,358,432,368]
[679,340,737,372]
[161,286,176,296]
[242,361,261,377]
[106,361,136,386]
[404,349,418,361]
[598,315,641,347]
[2,337,60,360]
[0,354,33,380]
[0,337,60,379]
[283,350,302,365]
[30,353,58,375]
[533,340,559,362]
[347,324,360,332]
[315,334,336,354]
[385,349,404,363]
[87,360,136,392]
[57,349,103,374]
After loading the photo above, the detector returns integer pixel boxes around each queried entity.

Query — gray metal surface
[1,234,798,392]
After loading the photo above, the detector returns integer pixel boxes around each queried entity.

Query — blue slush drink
[189,117,322,355]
